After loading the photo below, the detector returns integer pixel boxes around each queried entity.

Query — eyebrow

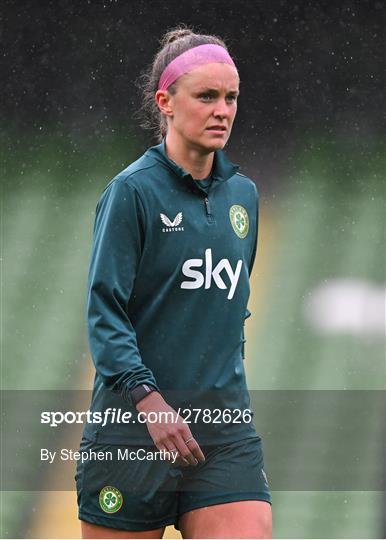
[195,88,240,94]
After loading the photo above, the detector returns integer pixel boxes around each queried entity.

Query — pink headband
[158,44,236,91]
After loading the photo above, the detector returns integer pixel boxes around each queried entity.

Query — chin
[199,136,228,153]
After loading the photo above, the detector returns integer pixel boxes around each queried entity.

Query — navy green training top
[84,139,259,445]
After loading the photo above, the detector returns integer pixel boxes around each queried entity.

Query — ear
[155,90,174,117]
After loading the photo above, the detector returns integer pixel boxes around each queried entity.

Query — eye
[226,94,238,103]
[198,93,214,102]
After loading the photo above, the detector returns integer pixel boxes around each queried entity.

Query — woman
[76,26,272,539]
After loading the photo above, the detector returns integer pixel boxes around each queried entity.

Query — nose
[213,98,229,119]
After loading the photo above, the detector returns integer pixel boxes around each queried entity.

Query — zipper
[204,196,214,223]
[204,197,211,215]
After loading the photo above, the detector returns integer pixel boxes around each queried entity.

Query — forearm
[135,390,166,413]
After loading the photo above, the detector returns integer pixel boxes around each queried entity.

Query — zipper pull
[204,197,211,216]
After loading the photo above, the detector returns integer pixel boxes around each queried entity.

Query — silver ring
[184,437,194,444]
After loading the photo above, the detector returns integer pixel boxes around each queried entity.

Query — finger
[175,456,190,467]
[174,434,204,466]
[163,442,189,467]
[171,434,197,466]
[185,436,206,463]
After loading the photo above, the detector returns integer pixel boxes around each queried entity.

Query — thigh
[177,436,272,536]
[178,500,272,539]
[81,520,166,539]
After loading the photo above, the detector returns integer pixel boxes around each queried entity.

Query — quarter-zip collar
[145,138,240,189]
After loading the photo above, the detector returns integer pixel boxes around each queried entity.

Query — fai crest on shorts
[229,205,249,239]
[99,486,123,513]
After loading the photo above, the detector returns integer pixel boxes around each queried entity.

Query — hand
[136,392,206,467]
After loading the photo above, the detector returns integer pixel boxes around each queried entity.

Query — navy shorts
[75,435,272,532]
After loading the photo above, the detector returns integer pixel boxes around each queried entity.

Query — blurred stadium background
[2,1,385,538]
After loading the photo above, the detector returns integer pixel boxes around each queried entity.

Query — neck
[165,132,214,180]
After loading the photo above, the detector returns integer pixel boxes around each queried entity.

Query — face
[156,62,240,153]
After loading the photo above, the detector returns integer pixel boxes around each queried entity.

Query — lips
[206,126,227,131]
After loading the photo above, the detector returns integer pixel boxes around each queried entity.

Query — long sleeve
[242,182,259,357]
[248,181,259,279]
[87,177,160,403]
